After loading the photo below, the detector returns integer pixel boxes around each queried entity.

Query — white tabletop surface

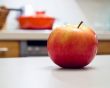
[0,55,110,88]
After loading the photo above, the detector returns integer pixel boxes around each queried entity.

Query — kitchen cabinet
[97,40,110,54]
[0,41,20,57]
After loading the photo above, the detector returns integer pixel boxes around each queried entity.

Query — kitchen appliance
[20,40,48,56]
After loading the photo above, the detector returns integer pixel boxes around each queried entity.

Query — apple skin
[47,24,98,68]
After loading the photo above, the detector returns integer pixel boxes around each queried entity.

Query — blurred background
[1,0,110,31]
[0,0,110,57]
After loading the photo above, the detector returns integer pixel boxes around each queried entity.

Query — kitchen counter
[0,55,110,88]
[0,29,110,40]
[0,29,50,40]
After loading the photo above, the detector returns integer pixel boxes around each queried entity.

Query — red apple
[47,21,98,68]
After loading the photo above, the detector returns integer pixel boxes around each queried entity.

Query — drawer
[97,40,110,54]
[0,41,20,57]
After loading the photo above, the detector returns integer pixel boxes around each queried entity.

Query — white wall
[77,0,110,31]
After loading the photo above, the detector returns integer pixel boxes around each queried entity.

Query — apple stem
[77,21,83,28]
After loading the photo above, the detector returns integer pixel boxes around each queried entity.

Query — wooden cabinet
[97,40,110,54]
[0,41,20,57]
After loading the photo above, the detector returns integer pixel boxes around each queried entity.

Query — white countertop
[0,29,50,40]
[0,55,110,88]
[0,29,110,40]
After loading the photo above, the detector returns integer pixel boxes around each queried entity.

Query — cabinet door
[97,40,110,54]
[0,41,20,57]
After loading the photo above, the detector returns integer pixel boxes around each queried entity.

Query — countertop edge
[0,30,110,40]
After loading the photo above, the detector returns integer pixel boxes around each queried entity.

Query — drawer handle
[0,48,8,52]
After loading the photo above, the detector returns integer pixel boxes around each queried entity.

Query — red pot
[18,11,55,30]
